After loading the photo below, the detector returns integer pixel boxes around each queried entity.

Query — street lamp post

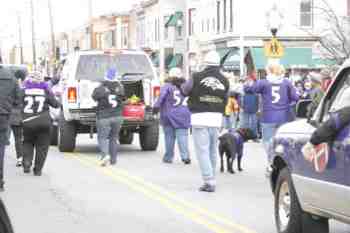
[265,3,284,65]
[30,0,37,69]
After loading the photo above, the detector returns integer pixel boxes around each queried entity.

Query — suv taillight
[68,87,77,103]
[153,86,160,99]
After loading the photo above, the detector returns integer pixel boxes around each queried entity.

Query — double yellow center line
[66,153,257,233]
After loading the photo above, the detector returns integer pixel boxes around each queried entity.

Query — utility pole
[88,0,94,49]
[30,0,37,69]
[17,12,24,64]
[48,0,56,74]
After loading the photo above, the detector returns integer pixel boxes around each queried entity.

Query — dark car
[267,62,350,233]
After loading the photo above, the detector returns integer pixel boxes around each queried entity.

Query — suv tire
[58,115,77,152]
[139,124,159,151]
[50,125,58,146]
[275,168,329,233]
[119,131,134,145]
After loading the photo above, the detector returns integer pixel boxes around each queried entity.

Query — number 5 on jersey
[109,95,118,107]
[271,86,281,104]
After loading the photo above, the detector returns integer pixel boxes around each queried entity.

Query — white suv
[53,50,160,152]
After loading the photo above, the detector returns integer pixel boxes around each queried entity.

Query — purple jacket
[23,79,50,91]
[244,77,299,124]
[154,83,191,129]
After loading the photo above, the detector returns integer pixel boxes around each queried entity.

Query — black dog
[218,128,256,174]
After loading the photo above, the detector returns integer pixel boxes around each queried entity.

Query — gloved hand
[302,142,316,162]
[152,107,160,115]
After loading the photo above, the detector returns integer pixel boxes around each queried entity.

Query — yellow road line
[68,153,257,233]
[73,155,233,233]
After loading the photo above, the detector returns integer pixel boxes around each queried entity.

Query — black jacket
[310,106,350,145]
[0,66,22,145]
[0,67,21,116]
[92,81,125,119]
[185,66,229,114]
[10,80,24,126]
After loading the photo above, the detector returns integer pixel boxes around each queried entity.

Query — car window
[320,68,350,121]
[328,70,350,112]
[76,54,153,82]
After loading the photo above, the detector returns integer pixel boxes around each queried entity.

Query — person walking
[223,91,240,130]
[182,50,230,192]
[154,68,191,164]
[0,65,22,190]
[244,64,299,160]
[10,69,26,167]
[239,73,259,138]
[92,68,125,166]
[22,71,61,176]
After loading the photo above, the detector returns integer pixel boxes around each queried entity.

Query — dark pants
[23,122,51,173]
[96,117,123,164]
[0,115,10,184]
[0,145,5,185]
[11,125,23,159]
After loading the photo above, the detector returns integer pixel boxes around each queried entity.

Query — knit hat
[104,68,118,82]
[29,71,44,83]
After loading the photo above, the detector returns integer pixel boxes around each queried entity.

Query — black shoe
[199,184,216,192]
[110,160,117,166]
[182,159,191,165]
[33,171,42,176]
[16,157,23,167]
[162,159,173,164]
[23,167,31,174]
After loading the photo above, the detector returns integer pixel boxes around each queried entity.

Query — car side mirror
[296,99,312,119]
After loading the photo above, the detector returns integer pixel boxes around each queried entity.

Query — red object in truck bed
[122,104,145,121]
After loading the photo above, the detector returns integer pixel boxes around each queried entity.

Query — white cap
[202,50,220,67]
[168,67,183,78]
[29,71,44,82]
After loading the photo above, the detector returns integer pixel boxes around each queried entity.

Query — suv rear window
[76,54,153,81]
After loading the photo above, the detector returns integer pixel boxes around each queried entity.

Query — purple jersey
[244,77,299,124]
[154,83,191,129]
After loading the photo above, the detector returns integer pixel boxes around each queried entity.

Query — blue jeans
[223,113,239,129]
[239,112,258,136]
[261,123,282,159]
[97,117,123,163]
[163,125,190,162]
[192,127,219,186]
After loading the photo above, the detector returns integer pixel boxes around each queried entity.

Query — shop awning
[167,54,183,69]
[165,12,183,27]
[249,47,337,70]
[311,58,336,68]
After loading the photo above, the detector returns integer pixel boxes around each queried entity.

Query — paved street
[1,133,350,233]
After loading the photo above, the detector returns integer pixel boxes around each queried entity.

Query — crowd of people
[155,50,337,192]
[0,49,339,194]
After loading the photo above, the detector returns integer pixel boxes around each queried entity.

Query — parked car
[52,49,160,152]
[267,60,350,233]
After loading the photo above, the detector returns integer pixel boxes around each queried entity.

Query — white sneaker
[100,155,111,167]
[16,157,23,167]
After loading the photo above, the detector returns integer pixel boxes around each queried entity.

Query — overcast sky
[0,0,139,48]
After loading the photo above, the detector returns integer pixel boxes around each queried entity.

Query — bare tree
[312,0,350,64]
